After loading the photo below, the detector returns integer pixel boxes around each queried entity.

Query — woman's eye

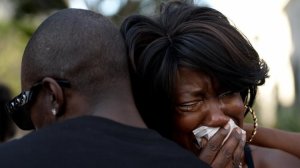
[219,91,240,103]
[219,91,235,98]
[176,101,201,112]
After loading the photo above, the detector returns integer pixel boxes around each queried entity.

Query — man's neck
[89,98,147,129]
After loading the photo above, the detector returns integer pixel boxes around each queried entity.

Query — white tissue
[192,119,243,146]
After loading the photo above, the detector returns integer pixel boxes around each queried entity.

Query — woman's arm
[250,145,300,168]
[244,123,300,158]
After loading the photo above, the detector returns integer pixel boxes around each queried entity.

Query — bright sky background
[67,0,127,16]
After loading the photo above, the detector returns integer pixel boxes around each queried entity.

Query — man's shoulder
[0,117,210,168]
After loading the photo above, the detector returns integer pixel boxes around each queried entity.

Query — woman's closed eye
[176,100,203,112]
[219,91,241,103]
[219,90,237,98]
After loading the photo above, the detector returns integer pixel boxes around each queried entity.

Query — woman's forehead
[175,67,222,92]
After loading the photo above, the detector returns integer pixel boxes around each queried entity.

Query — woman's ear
[42,77,65,118]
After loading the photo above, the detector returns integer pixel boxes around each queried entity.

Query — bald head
[21,8,129,100]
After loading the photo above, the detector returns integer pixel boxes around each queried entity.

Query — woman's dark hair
[121,1,269,138]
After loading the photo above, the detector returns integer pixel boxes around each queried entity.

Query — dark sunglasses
[5,79,71,130]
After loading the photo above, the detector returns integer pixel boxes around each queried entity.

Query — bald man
[0,8,209,168]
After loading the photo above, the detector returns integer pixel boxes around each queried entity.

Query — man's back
[0,116,208,168]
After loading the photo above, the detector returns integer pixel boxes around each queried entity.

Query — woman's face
[172,67,245,155]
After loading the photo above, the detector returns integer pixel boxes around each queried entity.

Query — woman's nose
[202,99,229,127]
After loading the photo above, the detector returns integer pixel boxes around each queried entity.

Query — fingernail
[241,129,246,134]
[224,123,230,130]
[236,128,242,134]
[241,130,246,141]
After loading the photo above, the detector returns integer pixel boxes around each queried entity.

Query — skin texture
[171,68,300,167]
[19,9,147,131]
[29,78,64,129]
[244,124,300,160]
[26,76,146,130]
[172,68,246,167]
[250,145,300,167]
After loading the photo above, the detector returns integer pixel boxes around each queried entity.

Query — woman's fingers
[233,131,246,167]
[199,126,246,168]
[213,127,245,168]
[198,123,230,164]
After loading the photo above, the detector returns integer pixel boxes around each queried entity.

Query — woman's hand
[198,125,246,168]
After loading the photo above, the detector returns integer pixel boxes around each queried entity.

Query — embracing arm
[244,123,300,159]
[250,145,300,168]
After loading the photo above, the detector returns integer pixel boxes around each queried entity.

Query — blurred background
[0,0,299,138]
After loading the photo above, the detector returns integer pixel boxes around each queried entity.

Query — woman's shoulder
[249,145,300,168]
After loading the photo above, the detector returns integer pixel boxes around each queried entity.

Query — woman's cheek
[222,96,245,126]
[173,112,199,133]
[172,113,202,152]
[172,127,199,154]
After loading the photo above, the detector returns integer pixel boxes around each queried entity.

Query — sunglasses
[5,79,71,130]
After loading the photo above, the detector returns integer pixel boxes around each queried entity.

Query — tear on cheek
[192,119,244,147]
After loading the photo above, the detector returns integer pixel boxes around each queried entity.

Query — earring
[245,106,257,143]
[51,108,57,116]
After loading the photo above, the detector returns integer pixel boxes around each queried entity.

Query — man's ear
[42,77,65,118]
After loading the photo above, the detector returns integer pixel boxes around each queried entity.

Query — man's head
[9,8,132,130]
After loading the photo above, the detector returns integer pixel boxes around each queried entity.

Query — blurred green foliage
[276,106,300,132]
[0,0,67,95]
[0,0,147,95]
[12,0,67,19]
[0,22,27,95]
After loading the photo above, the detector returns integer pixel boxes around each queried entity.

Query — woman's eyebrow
[176,89,205,101]
[190,89,206,97]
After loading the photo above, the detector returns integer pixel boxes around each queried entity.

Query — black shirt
[0,116,210,168]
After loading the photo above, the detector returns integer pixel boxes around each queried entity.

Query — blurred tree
[85,0,159,26]
[13,0,67,19]
[12,0,67,37]
[110,0,141,26]
[0,0,68,96]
